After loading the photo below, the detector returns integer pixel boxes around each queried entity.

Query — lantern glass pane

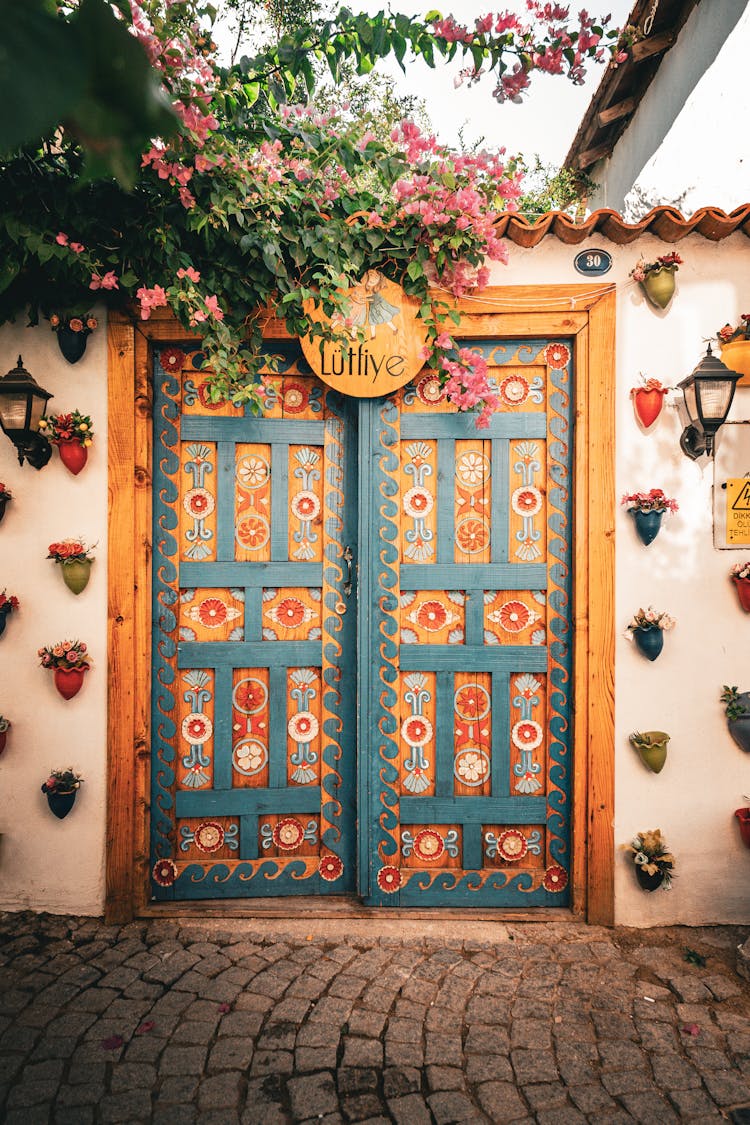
[696,378,733,423]
[0,391,31,431]
[28,393,47,430]
[682,380,697,422]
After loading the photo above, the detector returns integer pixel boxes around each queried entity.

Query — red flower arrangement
[0,590,19,613]
[38,639,91,670]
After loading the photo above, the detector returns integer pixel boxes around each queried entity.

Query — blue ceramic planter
[631,508,663,546]
[45,791,77,819]
[633,625,664,661]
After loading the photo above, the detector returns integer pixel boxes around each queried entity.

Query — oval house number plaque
[573,248,612,276]
[300,271,428,397]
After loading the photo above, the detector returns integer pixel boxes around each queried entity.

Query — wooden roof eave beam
[630,30,676,63]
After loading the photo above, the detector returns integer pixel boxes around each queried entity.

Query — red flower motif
[377,865,402,894]
[401,715,433,747]
[272,817,305,850]
[497,829,528,862]
[511,487,543,517]
[544,343,570,370]
[197,382,225,410]
[194,821,224,853]
[275,598,306,627]
[455,517,489,554]
[282,381,309,414]
[454,684,489,721]
[416,600,448,632]
[497,600,532,633]
[415,374,446,405]
[499,374,530,406]
[319,853,344,881]
[152,858,178,887]
[542,864,568,893]
[234,678,266,714]
[413,829,444,862]
[197,598,228,627]
[160,347,186,373]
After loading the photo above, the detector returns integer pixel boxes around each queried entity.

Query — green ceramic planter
[61,558,92,595]
[642,267,676,310]
[629,730,670,774]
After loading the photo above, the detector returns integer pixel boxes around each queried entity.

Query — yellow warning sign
[726,478,750,544]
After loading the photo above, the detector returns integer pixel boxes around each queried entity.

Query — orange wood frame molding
[106,285,616,924]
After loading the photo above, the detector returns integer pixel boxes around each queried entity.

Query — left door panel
[150,346,357,900]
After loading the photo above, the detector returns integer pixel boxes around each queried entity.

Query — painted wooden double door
[150,337,573,906]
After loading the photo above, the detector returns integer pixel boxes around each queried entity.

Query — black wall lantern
[677,344,742,460]
[0,356,54,469]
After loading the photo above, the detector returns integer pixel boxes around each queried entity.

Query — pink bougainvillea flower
[55,232,69,246]
[177,266,201,282]
[101,1035,124,1051]
[69,243,84,254]
[135,1021,155,1036]
[90,271,119,291]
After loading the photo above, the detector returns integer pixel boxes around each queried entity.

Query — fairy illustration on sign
[332,270,400,339]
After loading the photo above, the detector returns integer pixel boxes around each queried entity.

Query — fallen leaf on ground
[101,1035,124,1051]
[218,1002,232,1013]
[135,1021,155,1035]
[682,1023,701,1037]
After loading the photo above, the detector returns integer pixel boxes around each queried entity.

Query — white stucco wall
[0,314,107,914]
[0,233,749,925]
[494,232,750,925]
[587,0,750,217]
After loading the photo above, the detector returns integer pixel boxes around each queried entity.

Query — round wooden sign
[300,271,428,398]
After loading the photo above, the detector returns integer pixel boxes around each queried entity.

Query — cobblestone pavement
[2,912,750,1124]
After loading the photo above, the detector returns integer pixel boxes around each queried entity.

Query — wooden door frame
[106,284,615,924]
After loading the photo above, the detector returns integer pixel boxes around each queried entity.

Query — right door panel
[360,338,574,907]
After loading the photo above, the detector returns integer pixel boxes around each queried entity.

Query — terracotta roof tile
[497,205,750,247]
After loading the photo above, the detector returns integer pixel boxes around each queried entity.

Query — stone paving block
[510,1047,558,1085]
[5,1106,54,1125]
[534,1107,587,1124]
[110,1061,157,1091]
[522,1081,570,1111]
[340,1092,387,1121]
[239,1078,288,1125]
[387,1093,433,1125]
[55,1082,103,1107]
[567,1083,620,1114]
[618,1089,679,1123]
[598,1039,648,1070]
[198,1071,244,1109]
[257,1023,297,1052]
[702,1069,750,1105]
[336,1067,379,1095]
[668,1087,723,1117]
[54,1106,95,1124]
[250,1048,294,1076]
[341,1036,383,1068]
[296,1045,338,1071]
[347,1008,388,1037]
[152,1105,198,1125]
[475,1080,528,1120]
[666,975,713,1003]
[385,1016,421,1043]
[465,1023,510,1056]
[157,1075,201,1103]
[427,1089,483,1122]
[650,1049,702,1089]
[424,1033,463,1066]
[287,1070,339,1119]
[158,1043,209,1075]
[209,1037,255,1071]
[636,1019,681,1052]
[465,1053,514,1084]
[511,1019,553,1050]
[123,1033,168,1063]
[383,1066,422,1097]
[99,1089,154,1122]
[602,1069,659,1096]
[426,1064,464,1091]
[591,1011,638,1040]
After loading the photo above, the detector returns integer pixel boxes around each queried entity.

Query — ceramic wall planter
[0,495,9,524]
[735,808,750,849]
[0,606,9,639]
[630,508,663,546]
[728,708,750,753]
[58,438,88,475]
[635,866,664,892]
[45,790,77,818]
[633,625,664,661]
[57,327,89,364]
[53,667,87,700]
[0,723,8,755]
[720,339,750,384]
[732,576,750,613]
[642,267,676,309]
[61,558,92,595]
[631,381,668,429]
[630,731,670,774]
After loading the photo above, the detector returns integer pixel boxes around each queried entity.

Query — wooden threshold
[141,898,578,923]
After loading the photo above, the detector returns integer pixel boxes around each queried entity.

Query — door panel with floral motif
[150,345,357,899]
[359,338,573,907]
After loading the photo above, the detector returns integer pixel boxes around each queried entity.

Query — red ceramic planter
[0,730,7,755]
[631,385,667,430]
[733,577,750,613]
[58,439,88,475]
[53,667,86,700]
[735,808,750,849]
